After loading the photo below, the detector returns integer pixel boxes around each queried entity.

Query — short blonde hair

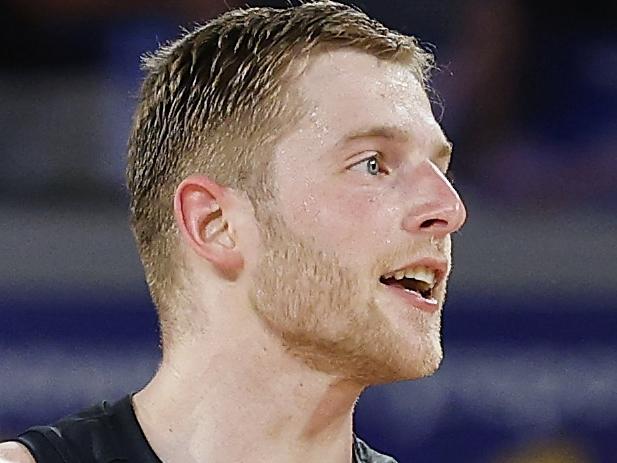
[126,0,435,347]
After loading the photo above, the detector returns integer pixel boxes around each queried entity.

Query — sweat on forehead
[287,50,435,153]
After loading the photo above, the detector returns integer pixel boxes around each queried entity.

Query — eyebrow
[336,125,410,147]
[335,124,453,159]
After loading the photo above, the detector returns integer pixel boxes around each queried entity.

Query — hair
[126,0,435,348]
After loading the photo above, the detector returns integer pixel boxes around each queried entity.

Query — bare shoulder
[0,441,36,463]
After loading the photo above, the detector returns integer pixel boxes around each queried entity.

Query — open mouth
[378,265,439,300]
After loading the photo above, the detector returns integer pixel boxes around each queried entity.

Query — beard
[248,204,443,386]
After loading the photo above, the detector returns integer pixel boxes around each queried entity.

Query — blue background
[1,0,616,461]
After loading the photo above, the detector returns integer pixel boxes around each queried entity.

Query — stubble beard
[248,208,443,386]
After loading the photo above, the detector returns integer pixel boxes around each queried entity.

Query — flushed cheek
[306,188,401,249]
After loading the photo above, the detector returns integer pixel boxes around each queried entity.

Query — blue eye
[365,156,380,176]
[351,153,387,176]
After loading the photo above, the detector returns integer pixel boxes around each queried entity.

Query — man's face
[248,49,466,385]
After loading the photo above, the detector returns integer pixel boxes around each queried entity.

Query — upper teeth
[383,266,437,287]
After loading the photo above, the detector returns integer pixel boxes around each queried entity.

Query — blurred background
[1,0,616,461]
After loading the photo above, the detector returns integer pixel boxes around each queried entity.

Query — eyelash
[350,152,388,176]
[349,152,455,183]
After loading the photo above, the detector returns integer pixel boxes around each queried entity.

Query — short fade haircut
[126,0,435,348]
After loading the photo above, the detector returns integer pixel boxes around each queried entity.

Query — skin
[251,49,466,387]
[0,443,35,463]
[0,48,466,463]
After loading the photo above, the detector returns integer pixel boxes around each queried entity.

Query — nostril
[420,218,448,229]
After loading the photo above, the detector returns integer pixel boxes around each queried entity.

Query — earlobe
[173,176,244,279]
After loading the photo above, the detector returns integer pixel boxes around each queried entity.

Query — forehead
[291,48,439,144]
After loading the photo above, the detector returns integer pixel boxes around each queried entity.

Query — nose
[401,160,467,237]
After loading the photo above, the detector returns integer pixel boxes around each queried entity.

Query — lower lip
[381,283,439,313]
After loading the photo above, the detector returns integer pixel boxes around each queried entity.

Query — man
[0,1,466,462]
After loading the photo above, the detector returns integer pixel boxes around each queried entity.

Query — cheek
[304,185,401,250]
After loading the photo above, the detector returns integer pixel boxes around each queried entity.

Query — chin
[398,355,442,384]
[356,340,443,386]
[391,333,444,383]
[411,331,444,377]
[416,345,444,378]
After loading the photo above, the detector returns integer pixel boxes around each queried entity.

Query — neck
[132,311,365,463]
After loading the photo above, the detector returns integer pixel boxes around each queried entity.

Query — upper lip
[379,257,448,284]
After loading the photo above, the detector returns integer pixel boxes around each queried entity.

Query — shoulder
[1,396,131,463]
[0,441,37,463]
[354,436,399,463]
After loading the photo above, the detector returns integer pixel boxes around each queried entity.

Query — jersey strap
[15,426,79,463]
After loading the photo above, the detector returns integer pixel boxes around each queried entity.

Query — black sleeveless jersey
[6,394,398,462]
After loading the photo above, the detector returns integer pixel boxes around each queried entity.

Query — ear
[173,175,244,279]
